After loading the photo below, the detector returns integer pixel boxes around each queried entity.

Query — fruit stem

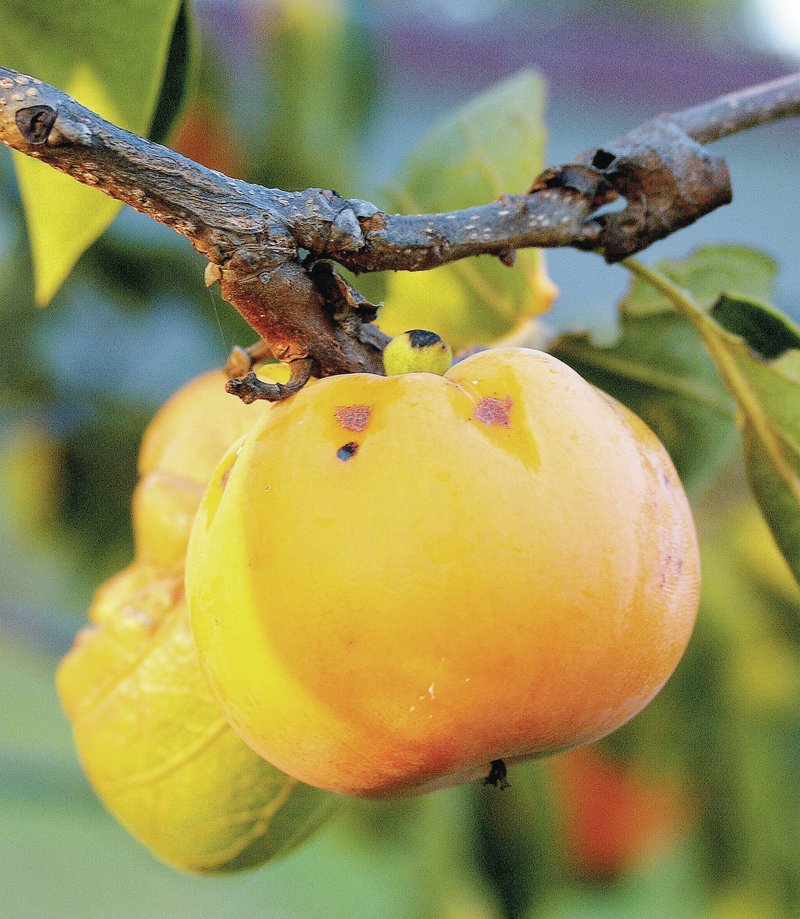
[483,759,511,790]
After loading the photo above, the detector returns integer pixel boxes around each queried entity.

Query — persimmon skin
[132,368,267,568]
[186,347,700,798]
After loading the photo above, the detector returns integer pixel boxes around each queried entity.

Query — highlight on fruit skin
[57,364,338,874]
[186,346,701,799]
[382,329,453,376]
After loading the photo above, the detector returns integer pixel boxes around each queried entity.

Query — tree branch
[671,72,800,144]
[0,66,798,395]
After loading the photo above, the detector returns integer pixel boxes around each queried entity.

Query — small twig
[0,67,799,394]
[671,72,800,144]
[225,356,316,404]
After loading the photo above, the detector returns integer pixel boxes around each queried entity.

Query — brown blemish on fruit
[474,396,513,428]
[335,405,372,432]
[337,442,359,461]
[659,553,684,588]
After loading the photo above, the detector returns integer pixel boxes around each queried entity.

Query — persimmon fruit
[57,364,336,872]
[132,367,278,568]
[57,565,336,873]
[186,347,700,797]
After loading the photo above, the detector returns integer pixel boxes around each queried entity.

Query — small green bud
[382,330,453,376]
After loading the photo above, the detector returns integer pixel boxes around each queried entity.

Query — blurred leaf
[378,69,556,351]
[685,505,800,914]
[1,420,64,539]
[0,0,192,303]
[704,295,800,584]
[257,0,377,192]
[531,842,705,919]
[418,787,503,919]
[149,0,196,145]
[621,245,777,317]
[475,760,566,918]
[550,249,748,490]
[730,502,800,607]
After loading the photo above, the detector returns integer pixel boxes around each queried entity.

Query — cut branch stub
[14,104,58,144]
[531,117,732,262]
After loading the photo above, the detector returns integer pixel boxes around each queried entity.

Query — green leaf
[621,245,777,318]
[711,294,800,360]
[0,0,192,304]
[149,0,197,146]
[257,0,378,194]
[705,295,800,584]
[378,69,556,351]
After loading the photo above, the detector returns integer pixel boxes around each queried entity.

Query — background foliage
[2,1,800,917]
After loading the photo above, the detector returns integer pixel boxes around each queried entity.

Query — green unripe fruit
[383,330,453,376]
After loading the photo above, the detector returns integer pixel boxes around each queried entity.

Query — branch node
[344,198,379,219]
[532,116,732,261]
[330,207,365,252]
[48,115,92,146]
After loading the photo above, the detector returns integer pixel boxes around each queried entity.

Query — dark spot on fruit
[335,404,371,432]
[408,329,442,349]
[337,442,359,461]
[474,396,513,428]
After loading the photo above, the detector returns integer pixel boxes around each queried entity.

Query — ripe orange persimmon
[186,347,700,798]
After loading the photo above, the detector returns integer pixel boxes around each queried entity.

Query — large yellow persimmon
[186,347,700,798]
